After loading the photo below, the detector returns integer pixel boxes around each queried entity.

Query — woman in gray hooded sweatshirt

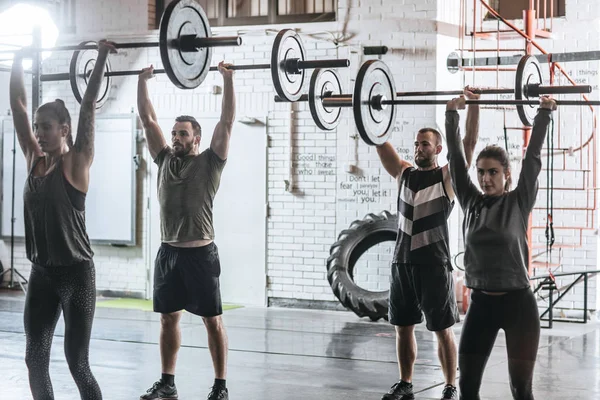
[445,95,556,400]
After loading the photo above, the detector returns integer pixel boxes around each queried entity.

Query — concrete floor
[1,289,600,399]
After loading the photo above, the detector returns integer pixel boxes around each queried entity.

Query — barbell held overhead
[6,36,242,54]
[28,0,350,107]
[280,55,593,136]
[275,84,592,102]
[303,57,599,146]
[42,55,350,82]
[44,30,349,107]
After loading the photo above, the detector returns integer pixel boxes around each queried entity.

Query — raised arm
[463,86,480,167]
[137,65,167,160]
[210,61,235,160]
[72,40,116,170]
[515,97,555,214]
[10,51,42,165]
[376,142,412,179]
[445,97,481,210]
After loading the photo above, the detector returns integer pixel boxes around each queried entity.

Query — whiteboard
[148,116,268,306]
[0,114,137,245]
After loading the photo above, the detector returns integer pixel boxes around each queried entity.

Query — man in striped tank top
[377,88,480,400]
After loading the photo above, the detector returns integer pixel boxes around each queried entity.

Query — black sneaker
[140,380,178,400]
[441,384,458,400]
[207,386,228,400]
[382,380,414,400]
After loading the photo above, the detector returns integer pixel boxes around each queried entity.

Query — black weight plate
[159,0,211,89]
[309,68,343,131]
[271,29,306,102]
[353,60,397,146]
[515,55,542,127]
[69,41,111,109]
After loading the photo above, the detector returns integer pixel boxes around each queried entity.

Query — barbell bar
[5,36,242,54]
[303,58,600,146]
[324,97,600,108]
[276,55,593,133]
[41,56,351,82]
[274,84,591,102]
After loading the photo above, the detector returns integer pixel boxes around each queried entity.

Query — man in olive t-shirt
[136,61,235,400]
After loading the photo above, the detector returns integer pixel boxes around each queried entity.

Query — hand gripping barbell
[276,56,598,144]
[31,0,349,107]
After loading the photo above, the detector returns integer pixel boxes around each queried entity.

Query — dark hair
[476,145,512,192]
[418,127,442,145]
[175,115,201,137]
[36,99,73,148]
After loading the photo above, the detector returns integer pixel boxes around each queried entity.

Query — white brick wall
[1,0,598,312]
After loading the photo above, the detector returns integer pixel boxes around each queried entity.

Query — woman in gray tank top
[445,94,556,400]
[9,40,116,400]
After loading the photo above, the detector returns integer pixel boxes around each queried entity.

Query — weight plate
[309,68,343,131]
[69,41,112,109]
[353,60,397,146]
[271,29,306,102]
[159,0,212,89]
[515,55,542,127]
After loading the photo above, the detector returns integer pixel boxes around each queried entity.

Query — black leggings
[459,288,540,400]
[24,262,102,400]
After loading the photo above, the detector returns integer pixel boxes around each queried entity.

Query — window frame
[490,0,565,20]
[154,0,336,29]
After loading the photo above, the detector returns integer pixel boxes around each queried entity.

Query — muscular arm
[10,53,42,166]
[376,142,411,179]
[445,110,481,210]
[463,102,480,167]
[137,72,167,160]
[210,72,235,160]
[516,109,552,214]
[72,47,111,167]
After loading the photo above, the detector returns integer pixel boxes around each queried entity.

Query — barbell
[21,0,349,107]
[275,56,599,145]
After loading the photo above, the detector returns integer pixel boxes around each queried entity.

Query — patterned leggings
[24,261,102,400]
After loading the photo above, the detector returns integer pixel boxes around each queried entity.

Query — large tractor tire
[326,211,398,321]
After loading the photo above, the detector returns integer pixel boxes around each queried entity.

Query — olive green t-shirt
[154,146,226,243]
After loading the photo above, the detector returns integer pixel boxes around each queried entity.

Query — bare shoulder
[441,164,455,200]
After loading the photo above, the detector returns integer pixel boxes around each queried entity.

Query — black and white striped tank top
[393,166,453,265]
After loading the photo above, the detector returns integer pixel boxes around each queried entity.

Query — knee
[25,340,48,371]
[25,350,39,371]
[394,325,414,338]
[160,312,181,330]
[202,315,224,333]
[435,327,456,343]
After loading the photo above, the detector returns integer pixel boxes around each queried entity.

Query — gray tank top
[155,147,226,242]
[23,157,94,266]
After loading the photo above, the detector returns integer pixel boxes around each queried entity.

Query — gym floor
[1,290,599,399]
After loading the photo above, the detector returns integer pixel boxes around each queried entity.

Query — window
[153,0,336,29]
[487,0,565,20]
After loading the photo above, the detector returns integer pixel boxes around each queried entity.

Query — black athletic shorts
[389,262,460,331]
[153,242,222,317]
